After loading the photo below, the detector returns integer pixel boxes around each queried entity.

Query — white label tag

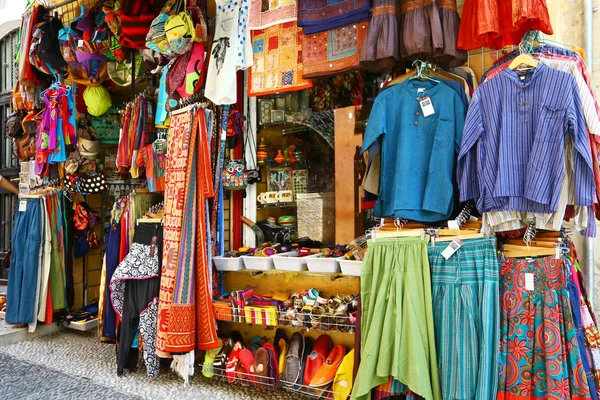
[525,273,534,291]
[420,96,435,117]
[441,239,463,260]
[78,39,84,47]
[469,215,479,222]
[417,88,426,93]
[19,200,27,212]
[555,246,561,260]
[448,219,461,230]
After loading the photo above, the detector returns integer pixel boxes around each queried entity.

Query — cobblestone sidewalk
[0,330,293,400]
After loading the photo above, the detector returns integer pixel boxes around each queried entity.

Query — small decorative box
[258,98,274,125]
[271,110,285,123]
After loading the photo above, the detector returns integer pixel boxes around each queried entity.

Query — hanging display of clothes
[205,0,253,105]
[498,255,592,399]
[457,59,598,237]
[7,191,72,329]
[352,237,441,400]
[110,222,163,379]
[156,106,220,385]
[6,197,42,326]
[98,192,162,342]
[457,0,553,50]
[362,75,465,222]
[428,237,500,400]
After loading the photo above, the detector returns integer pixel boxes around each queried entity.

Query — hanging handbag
[245,118,261,185]
[5,111,25,138]
[222,159,248,191]
[16,132,36,161]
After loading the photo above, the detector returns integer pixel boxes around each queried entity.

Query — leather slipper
[282,332,304,387]
[304,334,332,385]
[274,328,287,354]
[225,341,244,383]
[332,349,354,400]
[236,363,249,386]
[277,338,288,375]
[253,347,270,389]
[263,342,278,383]
[295,337,313,390]
[309,344,346,387]
[238,349,255,383]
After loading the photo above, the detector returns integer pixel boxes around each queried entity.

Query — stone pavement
[0,330,296,400]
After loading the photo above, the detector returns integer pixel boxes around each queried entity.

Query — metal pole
[584,0,595,310]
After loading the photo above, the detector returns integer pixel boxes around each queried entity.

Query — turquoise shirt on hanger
[362,79,465,222]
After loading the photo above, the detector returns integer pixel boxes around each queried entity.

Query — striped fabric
[428,238,500,400]
[481,44,581,81]
[486,57,600,136]
[243,306,278,326]
[483,138,591,234]
[457,64,595,214]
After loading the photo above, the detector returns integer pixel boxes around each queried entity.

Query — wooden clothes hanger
[502,244,557,258]
[509,31,539,71]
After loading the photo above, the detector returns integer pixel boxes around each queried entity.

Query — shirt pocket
[433,119,452,150]
[536,104,565,143]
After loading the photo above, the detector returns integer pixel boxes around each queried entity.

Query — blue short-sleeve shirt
[363,80,465,222]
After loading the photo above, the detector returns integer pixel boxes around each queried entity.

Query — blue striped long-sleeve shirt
[457,64,595,213]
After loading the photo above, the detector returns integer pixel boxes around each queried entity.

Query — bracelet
[310,305,325,321]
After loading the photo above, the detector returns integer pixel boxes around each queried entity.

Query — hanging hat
[78,137,100,159]
[83,85,112,116]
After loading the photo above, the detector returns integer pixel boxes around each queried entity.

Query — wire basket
[213,305,356,334]
[199,364,352,399]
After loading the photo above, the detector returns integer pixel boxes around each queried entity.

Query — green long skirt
[352,237,441,400]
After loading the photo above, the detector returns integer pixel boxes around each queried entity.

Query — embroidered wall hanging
[302,21,369,78]
[248,22,313,97]
[250,0,297,30]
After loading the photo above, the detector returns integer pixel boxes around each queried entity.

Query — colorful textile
[157,109,194,356]
[428,237,500,400]
[297,0,371,34]
[250,0,297,30]
[302,21,369,78]
[498,255,592,399]
[352,237,441,400]
[569,246,600,396]
[244,306,278,326]
[136,145,165,193]
[248,22,313,97]
[193,110,219,351]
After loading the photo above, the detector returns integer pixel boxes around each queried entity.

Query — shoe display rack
[207,266,359,398]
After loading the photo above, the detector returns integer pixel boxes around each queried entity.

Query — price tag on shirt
[19,200,27,212]
[525,273,534,291]
[78,39,84,48]
[441,238,463,260]
[448,219,461,230]
[419,95,435,117]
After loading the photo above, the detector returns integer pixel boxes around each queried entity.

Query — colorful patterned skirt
[498,255,592,400]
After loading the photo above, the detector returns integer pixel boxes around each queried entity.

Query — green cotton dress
[352,237,442,400]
